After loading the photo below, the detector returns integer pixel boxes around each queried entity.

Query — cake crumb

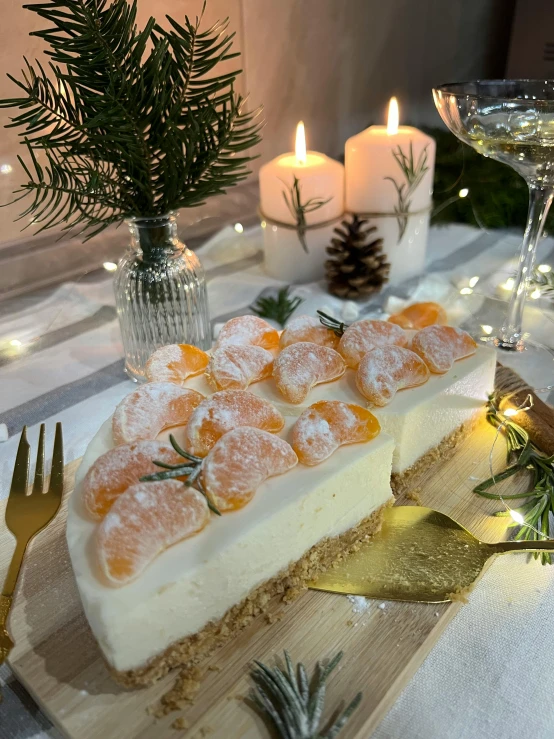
[405,487,423,506]
[378,603,386,610]
[196,726,213,737]
[207,664,221,672]
[346,594,370,613]
[160,667,202,714]
[171,717,189,730]
[447,584,472,604]
[346,619,353,627]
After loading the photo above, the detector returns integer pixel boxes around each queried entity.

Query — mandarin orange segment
[292,400,380,466]
[279,315,339,350]
[184,389,285,457]
[145,344,209,384]
[273,342,346,404]
[356,346,430,407]
[206,345,273,391]
[215,315,279,350]
[411,325,477,374]
[112,383,204,446]
[96,480,209,585]
[388,302,448,330]
[338,320,407,369]
[202,427,298,512]
[83,440,182,520]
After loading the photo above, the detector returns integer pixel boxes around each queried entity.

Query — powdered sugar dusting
[273,342,346,404]
[411,326,476,374]
[83,440,182,519]
[96,480,210,585]
[206,345,273,391]
[202,427,298,511]
[145,344,209,384]
[184,389,285,456]
[215,315,279,350]
[356,346,430,407]
[338,320,407,369]
[112,382,204,445]
[279,315,338,350]
[292,400,380,465]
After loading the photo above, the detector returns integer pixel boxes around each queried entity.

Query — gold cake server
[311,506,554,603]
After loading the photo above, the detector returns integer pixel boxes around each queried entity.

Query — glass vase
[114,214,210,382]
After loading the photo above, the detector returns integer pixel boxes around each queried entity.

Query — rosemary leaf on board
[251,286,304,327]
[317,310,350,337]
[249,651,362,739]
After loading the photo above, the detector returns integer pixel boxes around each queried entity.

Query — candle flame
[387,97,399,135]
[295,121,307,164]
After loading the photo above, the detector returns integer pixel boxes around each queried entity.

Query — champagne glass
[433,80,554,353]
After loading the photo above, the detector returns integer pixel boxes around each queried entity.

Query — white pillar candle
[345,99,436,285]
[259,122,344,282]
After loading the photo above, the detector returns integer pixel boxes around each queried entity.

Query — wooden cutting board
[0,413,537,739]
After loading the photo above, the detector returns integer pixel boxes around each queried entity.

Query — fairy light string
[486,392,546,538]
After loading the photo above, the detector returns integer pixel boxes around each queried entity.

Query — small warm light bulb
[481,324,493,335]
[387,97,399,135]
[531,288,541,299]
[468,276,479,288]
[500,277,515,291]
[460,287,473,295]
[261,220,267,229]
[103,261,117,272]
[538,264,552,273]
[295,121,307,164]
[0,164,13,174]
[234,223,244,234]
[459,188,469,198]
[503,408,519,417]
[9,339,22,347]
[510,509,525,525]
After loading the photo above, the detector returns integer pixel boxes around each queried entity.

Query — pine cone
[325,215,389,300]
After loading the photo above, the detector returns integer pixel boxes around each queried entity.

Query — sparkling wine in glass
[433,80,554,352]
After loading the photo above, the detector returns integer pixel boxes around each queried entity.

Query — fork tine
[32,424,45,496]
[47,422,64,503]
[10,426,30,499]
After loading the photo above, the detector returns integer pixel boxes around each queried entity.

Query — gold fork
[0,423,64,665]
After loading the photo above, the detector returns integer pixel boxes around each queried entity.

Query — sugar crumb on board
[171,717,190,730]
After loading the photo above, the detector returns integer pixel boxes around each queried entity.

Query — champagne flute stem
[497,185,554,350]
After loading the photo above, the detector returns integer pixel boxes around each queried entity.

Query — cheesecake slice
[68,414,394,685]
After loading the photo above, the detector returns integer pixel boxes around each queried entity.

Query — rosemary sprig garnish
[317,311,350,337]
[249,650,362,739]
[282,176,332,253]
[473,395,554,564]
[251,286,305,327]
[140,434,221,516]
[385,142,429,242]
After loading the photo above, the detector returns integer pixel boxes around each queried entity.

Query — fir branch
[282,176,332,253]
[385,142,429,242]
[317,310,350,337]
[1,0,263,239]
[140,433,221,516]
[249,651,362,739]
[251,286,304,327]
[473,396,554,564]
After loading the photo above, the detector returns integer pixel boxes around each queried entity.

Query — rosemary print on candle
[282,176,332,253]
[385,143,429,242]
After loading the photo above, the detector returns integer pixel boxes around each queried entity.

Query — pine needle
[251,286,304,327]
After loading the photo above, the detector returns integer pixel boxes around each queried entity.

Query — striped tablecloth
[1,223,554,738]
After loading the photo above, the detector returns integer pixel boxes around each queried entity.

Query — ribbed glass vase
[114,214,210,382]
